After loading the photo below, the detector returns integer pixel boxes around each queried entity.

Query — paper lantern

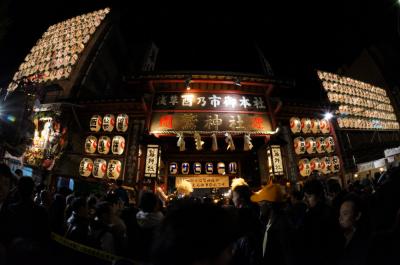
[84,135,97,154]
[92,158,107,178]
[111,136,125,155]
[98,136,111,154]
[102,114,115,132]
[181,162,190,174]
[298,158,311,177]
[89,115,102,132]
[290,117,301,134]
[205,162,213,175]
[193,162,202,174]
[116,114,129,132]
[319,119,330,134]
[320,157,331,174]
[107,160,122,179]
[305,137,317,154]
[310,158,321,172]
[330,156,340,173]
[316,137,326,153]
[293,137,306,155]
[301,118,312,134]
[217,162,226,175]
[311,119,320,134]
[229,162,238,174]
[169,162,178,175]
[79,158,93,177]
[325,137,335,153]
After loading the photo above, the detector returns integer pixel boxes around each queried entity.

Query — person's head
[106,190,124,214]
[176,179,193,197]
[14,169,23,178]
[290,189,304,204]
[250,182,285,219]
[339,194,363,231]
[95,201,113,224]
[0,164,13,203]
[327,179,342,197]
[232,185,252,208]
[17,177,34,201]
[87,195,98,209]
[303,179,324,208]
[71,197,88,218]
[139,191,158,213]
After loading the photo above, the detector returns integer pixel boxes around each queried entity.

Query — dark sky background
[1,0,400,94]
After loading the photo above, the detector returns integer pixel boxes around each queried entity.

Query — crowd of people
[0,162,400,265]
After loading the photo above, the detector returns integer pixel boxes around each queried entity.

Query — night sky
[1,0,400,93]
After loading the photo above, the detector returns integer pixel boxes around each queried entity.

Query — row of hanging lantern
[337,117,399,130]
[169,162,238,175]
[176,132,253,151]
[79,158,121,179]
[327,92,393,112]
[322,81,389,103]
[294,136,335,154]
[290,117,330,134]
[89,114,129,132]
[338,105,396,121]
[84,135,125,155]
[298,156,340,177]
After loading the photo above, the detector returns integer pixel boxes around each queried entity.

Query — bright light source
[379,167,384,172]
[324,112,333,120]
[354,174,358,178]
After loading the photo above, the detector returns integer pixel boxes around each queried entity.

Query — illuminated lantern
[193,162,202,174]
[84,135,97,154]
[298,158,311,177]
[116,114,129,132]
[217,162,225,175]
[301,118,312,134]
[169,162,178,175]
[92,158,107,178]
[205,162,213,175]
[320,157,331,174]
[311,119,320,134]
[305,137,317,154]
[290,117,301,134]
[79,158,93,177]
[229,162,238,174]
[310,158,321,172]
[330,156,340,173]
[325,137,335,153]
[316,137,326,153]
[293,137,306,155]
[111,136,125,155]
[181,162,190,174]
[98,136,111,154]
[107,160,122,179]
[90,115,102,132]
[319,119,330,134]
[102,114,115,132]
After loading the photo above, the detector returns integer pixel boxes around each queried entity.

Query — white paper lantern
[116,114,129,132]
[320,157,331,174]
[79,158,93,177]
[93,158,107,178]
[316,137,326,153]
[293,137,306,155]
[311,119,320,134]
[102,114,115,132]
[89,115,102,132]
[84,135,97,154]
[181,162,190,174]
[98,136,111,154]
[290,117,301,134]
[301,118,312,134]
[193,162,202,174]
[205,162,213,175]
[330,156,340,173]
[305,137,317,154]
[310,158,321,172]
[298,158,311,177]
[325,137,335,153]
[111,136,125,155]
[107,160,122,179]
[319,119,330,134]
[217,162,226,175]
[229,162,238,174]
[169,162,178,175]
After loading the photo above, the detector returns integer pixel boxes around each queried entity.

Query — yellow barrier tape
[51,232,136,264]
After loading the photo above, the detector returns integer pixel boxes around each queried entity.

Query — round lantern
[319,119,330,134]
[111,136,125,155]
[330,156,340,173]
[79,158,93,177]
[169,162,178,175]
[301,118,312,134]
[193,162,202,174]
[320,157,331,174]
[98,136,111,154]
[102,114,115,132]
[181,162,190,174]
[84,135,97,154]
[217,162,226,175]
[107,160,122,179]
[298,158,311,177]
[305,137,317,154]
[89,115,102,132]
[290,117,301,134]
[92,158,107,178]
[229,162,238,174]
[311,119,320,134]
[293,137,306,155]
[205,162,213,174]
[325,137,335,153]
[310,158,321,172]
[316,137,326,153]
[116,114,129,132]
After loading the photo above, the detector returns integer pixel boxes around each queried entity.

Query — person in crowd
[49,193,66,234]
[87,194,98,224]
[326,178,347,218]
[286,189,307,229]
[64,192,76,221]
[250,182,295,265]
[0,163,13,259]
[65,197,90,244]
[152,200,238,265]
[155,178,169,209]
[106,191,128,255]
[175,179,193,199]
[114,179,129,206]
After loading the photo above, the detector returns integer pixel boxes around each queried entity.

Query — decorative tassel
[193,132,204,150]
[177,133,185,151]
[211,133,218,151]
[225,133,235,151]
[243,133,253,151]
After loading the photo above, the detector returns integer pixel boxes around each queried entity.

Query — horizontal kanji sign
[176,175,229,189]
[153,93,268,112]
[150,112,273,134]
